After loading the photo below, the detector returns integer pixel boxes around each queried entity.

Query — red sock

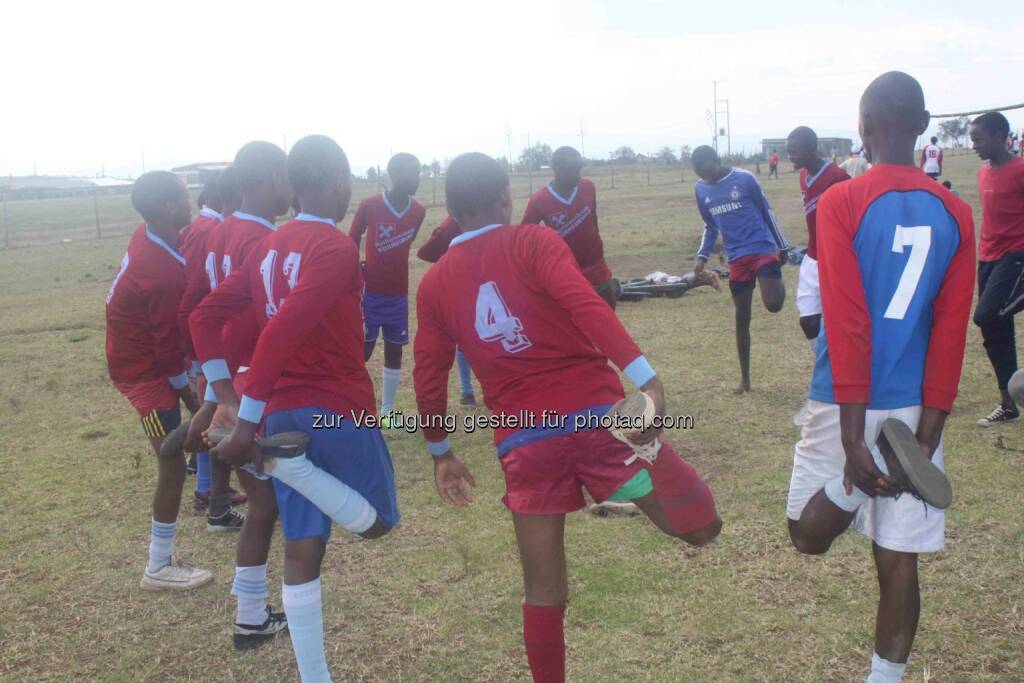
[522,603,566,683]
[646,443,717,535]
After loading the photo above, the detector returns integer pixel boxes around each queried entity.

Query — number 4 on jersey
[475,281,532,353]
[884,225,931,320]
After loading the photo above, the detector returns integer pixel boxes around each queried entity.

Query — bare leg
[150,435,186,524]
[732,285,754,393]
[787,488,856,555]
[235,468,278,567]
[799,314,821,341]
[364,339,376,363]
[383,340,403,370]
[757,271,785,312]
[514,513,568,683]
[872,544,920,664]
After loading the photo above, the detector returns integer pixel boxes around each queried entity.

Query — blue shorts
[264,406,400,542]
[363,291,409,345]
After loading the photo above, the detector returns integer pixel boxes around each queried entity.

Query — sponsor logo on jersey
[730,186,741,201]
[709,201,742,217]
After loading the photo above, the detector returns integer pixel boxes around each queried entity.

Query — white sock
[381,367,401,415]
[232,564,269,626]
[271,455,378,533]
[147,519,175,573]
[282,578,332,683]
[866,652,907,682]
[824,476,870,512]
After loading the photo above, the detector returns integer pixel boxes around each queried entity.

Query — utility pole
[579,120,586,158]
[609,152,616,190]
[505,125,513,173]
[713,81,718,152]
[93,190,101,238]
[713,81,731,156]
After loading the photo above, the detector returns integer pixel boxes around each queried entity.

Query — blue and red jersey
[696,168,787,261]
[809,164,975,412]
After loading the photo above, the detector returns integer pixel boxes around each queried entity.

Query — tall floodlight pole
[713,81,719,152]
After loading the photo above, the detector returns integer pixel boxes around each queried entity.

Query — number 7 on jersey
[884,225,931,320]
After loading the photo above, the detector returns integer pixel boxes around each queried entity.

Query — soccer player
[178,168,247,510]
[786,72,975,683]
[414,152,720,683]
[188,141,295,647]
[841,144,871,178]
[919,135,943,179]
[349,153,426,418]
[522,146,617,309]
[691,145,788,393]
[194,134,399,681]
[417,214,477,406]
[786,126,850,349]
[768,149,780,178]
[105,171,212,591]
[969,111,1024,427]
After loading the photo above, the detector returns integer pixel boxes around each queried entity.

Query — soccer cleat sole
[1007,369,1024,408]
[877,418,953,510]
[206,429,309,458]
[140,571,213,592]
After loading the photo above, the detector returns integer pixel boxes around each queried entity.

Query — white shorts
[787,400,945,553]
[795,255,821,317]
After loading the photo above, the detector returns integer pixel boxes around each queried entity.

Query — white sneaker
[140,559,213,591]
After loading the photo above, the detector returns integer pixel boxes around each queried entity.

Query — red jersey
[191,215,375,422]
[414,224,650,448]
[197,211,277,371]
[105,224,189,387]
[349,193,426,296]
[799,161,850,260]
[417,215,461,263]
[521,179,605,269]
[177,208,223,356]
[978,157,1024,262]
[770,152,779,166]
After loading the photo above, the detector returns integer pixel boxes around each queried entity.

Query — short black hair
[787,126,818,149]
[691,145,719,166]
[218,166,240,204]
[551,146,582,168]
[930,136,938,144]
[287,135,350,194]
[445,153,508,220]
[196,174,220,210]
[972,111,1010,139]
[387,152,419,177]
[234,141,287,193]
[942,180,952,189]
[131,171,184,223]
[860,71,926,135]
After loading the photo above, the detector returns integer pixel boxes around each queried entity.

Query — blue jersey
[695,168,787,260]
[809,165,975,412]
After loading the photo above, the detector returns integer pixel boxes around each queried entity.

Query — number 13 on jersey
[475,281,533,353]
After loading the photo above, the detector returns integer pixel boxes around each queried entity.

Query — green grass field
[1,154,1021,682]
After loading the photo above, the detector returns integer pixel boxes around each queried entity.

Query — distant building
[761,137,853,159]
[0,176,133,200]
[171,162,231,188]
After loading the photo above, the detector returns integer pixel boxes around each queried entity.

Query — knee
[678,516,723,547]
[765,296,785,313]
[799,316,820,340]
[787,526,830,556]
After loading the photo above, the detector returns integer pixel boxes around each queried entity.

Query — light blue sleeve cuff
[203,383,218,404]
[427,437,451,457]
[202,359,231,383]
[190,360,201,375]
[238,395,266,424]
[167,372,189,390]
[624,356,656,388]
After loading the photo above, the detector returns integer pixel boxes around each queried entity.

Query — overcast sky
[2,0,1022,177]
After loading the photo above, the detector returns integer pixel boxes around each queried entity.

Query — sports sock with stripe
[523,603,566,683]
[233,564,270,626]
[282,578,332,683]
[147,519,175,573]
[866,652,907,682]
[381,367,401,415]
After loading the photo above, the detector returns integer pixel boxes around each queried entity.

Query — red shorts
[728,252,780,282]
[580,258,613,289]
[113,377,178,416]
[500,428,646,514]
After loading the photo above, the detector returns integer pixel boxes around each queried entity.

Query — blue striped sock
[195,451,212,496]
[282,578,331,682]
[232,564,269,625]
[455,348,474,396]
[147,519,175,573]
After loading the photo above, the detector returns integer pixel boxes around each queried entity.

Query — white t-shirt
[922,143,942,173]
[840,156,871,178]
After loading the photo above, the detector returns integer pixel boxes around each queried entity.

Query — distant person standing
[920,135,943,179]
[840,144,871,178]
[970,112,1024,427]
[769,149,780,178]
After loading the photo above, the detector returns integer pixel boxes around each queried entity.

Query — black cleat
[233,608,288,650]
[876,418,953,509]
[207,508,246,533]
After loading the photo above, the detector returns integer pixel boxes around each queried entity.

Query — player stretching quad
[105,171,212,591]
[417,214,477,406]
[178,168,247,510]
[786,126,850,351]
[691,146,788,393]
[350,153,426,420]
[968,112,1024,427]
[194,135,400,682]
[522,146,617,309]
[786,72,974,683]
[413,153,721,683]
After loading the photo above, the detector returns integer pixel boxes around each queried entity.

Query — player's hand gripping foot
[234,607,288,650]
[207,427,309,470]
[607,388,662,465]
[876,418,953,509]
[140,558,213,592]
